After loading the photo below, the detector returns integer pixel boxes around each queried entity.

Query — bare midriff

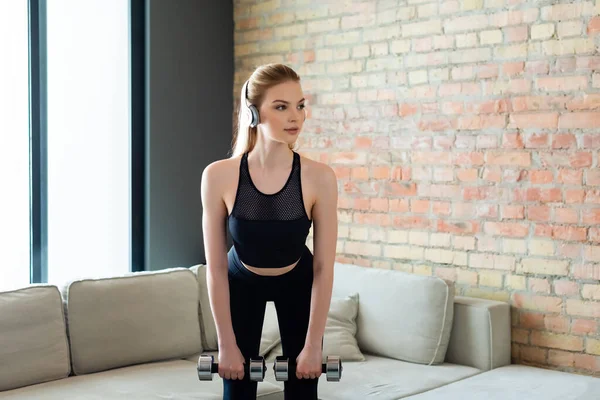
[240,258,301,276]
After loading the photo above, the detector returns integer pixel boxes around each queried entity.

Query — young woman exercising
[200,63,338,400]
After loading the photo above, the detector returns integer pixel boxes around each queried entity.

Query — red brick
[503,169,527,183]
[453,152,485,165]
[566,94,600,111]
[511,96,566,112]
[437,219,479,234]
[558,169,582,185]
[351,167,369,180]
[502,205,525,219]
[555,208,579,224]
[572,264,600,280]
[519,346,547,364]
[553,226,587,241]
[504,26,528,42]
[503,62,525,76]
[525,133,549,148]
[478,64,499,79]
[513,293,562,313]
[556,243,581,259]
[537,76,588,92]
[384,182,417,196]
[528,205,551,221]
[552,133,577,149]
[588,16,600,35]
[486,151,531,166]
[391,215,430,229]
[485,221,529,237]
[548,350,574,368]
[540,152,593,168]
[534,224,553,237]
[509,113,559,129]
[531,331,584,352]
[457,168,478,182]
[571,319,597,335]
[520,311,545,329]
[588,170,600,186]
[410,199,430,214]
[432,201,452,216]
[547,316,571,333]
[590,227,600,242]
[525,60,550,75]
[530,170,554,184]
[371,166,390,180]
[554,280,580,296]
[389,199,410,213]
[529,278,551,294]
[559,112,600,129]
[582,209,600,225]
[502,132,524,149]
[565,189,585,203]
[370,198,389,212]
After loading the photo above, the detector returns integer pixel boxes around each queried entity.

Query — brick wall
[233,0,600,376]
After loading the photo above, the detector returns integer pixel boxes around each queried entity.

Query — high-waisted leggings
[224,245,320,400]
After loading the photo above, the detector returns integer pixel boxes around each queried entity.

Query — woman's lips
[285,128,299,134]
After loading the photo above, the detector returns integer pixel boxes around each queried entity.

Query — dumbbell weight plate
[325,355,342,382]
[273,356,289,381]
[249,358,266,382]
[197,354,216,381]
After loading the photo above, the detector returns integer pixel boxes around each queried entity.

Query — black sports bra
[227,151,312,268]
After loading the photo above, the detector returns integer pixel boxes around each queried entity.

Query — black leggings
[224,245,320,400]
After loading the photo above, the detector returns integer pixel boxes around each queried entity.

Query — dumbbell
[272,355,343,382]
[197,354,266,381]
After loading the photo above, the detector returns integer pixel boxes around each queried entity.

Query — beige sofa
[1,262,598,399]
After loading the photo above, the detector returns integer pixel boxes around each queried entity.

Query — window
[0,1,31,292]
[45,0,131,286]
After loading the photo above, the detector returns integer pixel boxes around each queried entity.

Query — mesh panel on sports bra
[231,151,308,221]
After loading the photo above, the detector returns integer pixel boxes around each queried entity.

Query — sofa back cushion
[331,262,454,365]
[0,285,71,391]
[189,264,219,350]
[64,268,202,375]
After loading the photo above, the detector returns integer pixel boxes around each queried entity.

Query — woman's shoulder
[202,156,242,187]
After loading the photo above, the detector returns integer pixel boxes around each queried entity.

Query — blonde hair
[230,63,301,158]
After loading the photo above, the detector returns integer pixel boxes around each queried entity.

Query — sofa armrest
[444,296,511,371]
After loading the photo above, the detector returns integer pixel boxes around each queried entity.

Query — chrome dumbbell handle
[273,355,343,382]
[197,354,266,381]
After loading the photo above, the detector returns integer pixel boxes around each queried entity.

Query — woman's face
[257,80,306,146]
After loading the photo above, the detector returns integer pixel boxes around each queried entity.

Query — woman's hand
[295,344,322,379]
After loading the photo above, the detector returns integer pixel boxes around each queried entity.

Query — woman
[200,63,338,400]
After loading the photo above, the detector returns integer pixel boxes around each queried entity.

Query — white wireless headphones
[243,80,260,128]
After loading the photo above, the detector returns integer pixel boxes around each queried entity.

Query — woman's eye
[298,104,305,110]
[276,105,286,111]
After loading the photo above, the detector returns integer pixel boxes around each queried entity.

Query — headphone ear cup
[248,104,260,128]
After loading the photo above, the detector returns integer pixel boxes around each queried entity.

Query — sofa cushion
[263,352,481,400]
[331,262,454,365]
[0,285,71,392]
[404,364,600,400]
[63,268,202,375]
[0,359,283,399]
[264,293,365,362]
[323,293,365,361]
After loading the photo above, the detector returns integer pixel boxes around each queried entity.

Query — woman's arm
[304,165,338,349]
[201,162,236,349]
